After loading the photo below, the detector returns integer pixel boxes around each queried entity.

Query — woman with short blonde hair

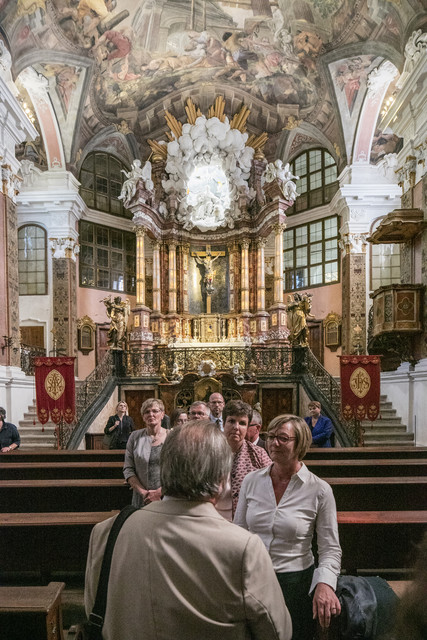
[235,414,341,640]
[123,398,167,507]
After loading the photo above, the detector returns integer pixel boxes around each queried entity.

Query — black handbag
[82,504,138,640]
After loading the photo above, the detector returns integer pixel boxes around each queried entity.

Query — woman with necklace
[234,414,341,640]
[123,398,168,507]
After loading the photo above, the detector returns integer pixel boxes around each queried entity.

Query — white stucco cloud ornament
[162,115,255,232]
[197,359,217,378]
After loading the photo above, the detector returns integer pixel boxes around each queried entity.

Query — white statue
[119,159,154,205]
[262,159,299,202]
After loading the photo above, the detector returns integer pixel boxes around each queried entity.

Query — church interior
[0,0,427,636]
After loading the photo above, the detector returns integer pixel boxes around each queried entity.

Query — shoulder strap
[88,504,138,639]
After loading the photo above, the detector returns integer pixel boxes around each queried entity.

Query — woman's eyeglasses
[266,435,297,445]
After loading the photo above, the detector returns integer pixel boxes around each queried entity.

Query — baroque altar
[118,97,299,351]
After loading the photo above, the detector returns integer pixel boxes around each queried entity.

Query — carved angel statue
[103,295,130,349]
[262,159,299,202]
[119,159,154,205]
[286,293,314,347]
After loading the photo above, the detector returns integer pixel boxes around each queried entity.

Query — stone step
[363,431,414,441]
[361,418,404,428]
[364,439,415,447]
[362,424,408,433]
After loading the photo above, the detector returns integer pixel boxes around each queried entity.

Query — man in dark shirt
[0,407,20,452]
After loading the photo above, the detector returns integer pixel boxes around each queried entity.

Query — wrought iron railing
[75,351,114,421]
[20,344,46,375]
[304,348,355,445]
[124,346,294,378]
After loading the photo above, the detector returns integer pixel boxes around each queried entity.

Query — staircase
[18,401,57,449]
[361,395,414,447]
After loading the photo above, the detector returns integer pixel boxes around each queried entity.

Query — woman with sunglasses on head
[234,414,341,640]
[123,398,167,507]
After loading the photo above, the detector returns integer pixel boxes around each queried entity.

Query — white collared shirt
[234,463,341,594]
[210,414,223,431]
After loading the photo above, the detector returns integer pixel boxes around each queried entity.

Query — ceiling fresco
[1,0,426,169]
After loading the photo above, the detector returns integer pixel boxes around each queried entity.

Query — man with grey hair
[245,409,267,450]
[188,400,210,420]
[85,422,292,640]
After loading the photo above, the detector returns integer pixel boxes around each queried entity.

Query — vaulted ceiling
[1,0,426,175]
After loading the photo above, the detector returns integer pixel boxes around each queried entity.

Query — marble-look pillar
[255,237,269,342]
[240,239,251,337]
[180,243,192,341]
[0,188,20,367]
[167,241,180,339]
[50,238,79,358]
[268,223,289,343]
[340,233,368,354]
[130,225,153,349]
[135,226,146,308]
[150,240,163,343]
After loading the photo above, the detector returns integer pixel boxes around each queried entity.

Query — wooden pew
[2,475,426,513]
[304,447,427,460]
[1,510,426,581]
[1,461,125,480]
[0,450,125,463]
[306,459,427,477]
[325,476,427,511]
[0,479,131,513]
[2,458,426,481]
[337,511,427,574]
[0,511,119,579]
[0,582,65,640]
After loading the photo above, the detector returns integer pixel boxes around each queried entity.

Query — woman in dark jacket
[104,401,134,449]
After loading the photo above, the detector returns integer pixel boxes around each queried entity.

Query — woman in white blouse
[234,414,341,640]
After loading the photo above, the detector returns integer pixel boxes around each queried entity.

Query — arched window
[288,148,338,214]
[18,225,47,295]
[79,152,129,217]
[370,219,401,291]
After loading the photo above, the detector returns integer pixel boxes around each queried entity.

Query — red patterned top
[231,440,271,516]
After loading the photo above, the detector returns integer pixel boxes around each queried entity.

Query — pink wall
[293,282,342,376]
[77,286,136,380]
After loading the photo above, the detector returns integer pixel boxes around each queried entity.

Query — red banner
[34,357,76,424]
[339,355,381,421]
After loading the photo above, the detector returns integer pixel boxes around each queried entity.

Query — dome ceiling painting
[1,0,425,171]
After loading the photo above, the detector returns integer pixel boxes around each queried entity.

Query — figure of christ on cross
[192,245,226,312]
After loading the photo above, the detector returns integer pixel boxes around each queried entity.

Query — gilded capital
[151,240,161,251]
[272,222,286,234]
[240,238,251,250]
[256,237,267,249]
[133,225,147,237]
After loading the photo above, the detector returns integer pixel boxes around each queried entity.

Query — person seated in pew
[234,414,341,640]
[104,401,134,449]
[304,401,334,447]
[0,407,20,452]
[85,421,292,640]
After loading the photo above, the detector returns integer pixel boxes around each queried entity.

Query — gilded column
[149,240,162,343]
[181,243,191,340]
[152,241,161,314]
[168,241,177,313]
[168,241,180,339]
[268,222,289,344]
[255,237,269,342]
[239,239,251,338]
[129,226,153,350]
[134,226,146,307]
[256,237,266,311]
[273,223,285,305]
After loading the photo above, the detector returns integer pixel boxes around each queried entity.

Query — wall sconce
[1,336,13,355]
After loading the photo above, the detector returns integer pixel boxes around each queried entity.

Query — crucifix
[192,245,225,313]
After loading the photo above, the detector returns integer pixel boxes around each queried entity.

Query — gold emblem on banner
[349,367,371,398]
[45,369,65,400]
